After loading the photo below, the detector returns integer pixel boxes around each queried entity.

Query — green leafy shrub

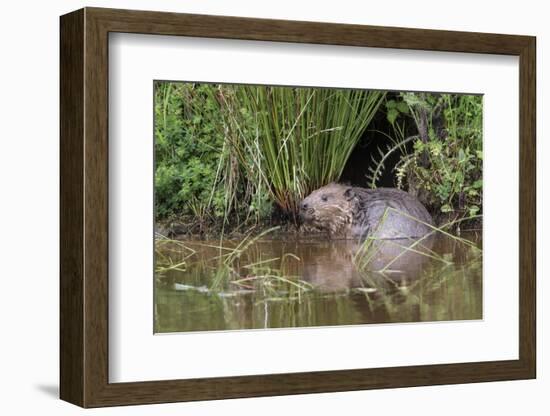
[404,94,482,219]
[368,93,483,224]
[154,82,227,220]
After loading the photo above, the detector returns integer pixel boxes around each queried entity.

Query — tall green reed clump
[155,82,384,229]
[218,86,385,220]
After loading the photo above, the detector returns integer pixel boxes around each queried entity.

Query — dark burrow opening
[340,91,416,188]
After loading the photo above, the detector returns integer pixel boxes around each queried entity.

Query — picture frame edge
[59,7,537,408]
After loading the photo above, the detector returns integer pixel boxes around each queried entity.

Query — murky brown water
[154,232,482,333]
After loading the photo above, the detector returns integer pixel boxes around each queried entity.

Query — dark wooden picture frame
[60,7,536,408]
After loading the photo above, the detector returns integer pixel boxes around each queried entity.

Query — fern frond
[365,135,419,188]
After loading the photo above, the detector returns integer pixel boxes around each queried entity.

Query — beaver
[299,183,433,239]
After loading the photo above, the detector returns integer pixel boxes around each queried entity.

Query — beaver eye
[321,195,328,202]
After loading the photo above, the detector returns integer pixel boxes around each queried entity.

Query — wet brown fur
[300,182,433,239]
[300,183,356,237]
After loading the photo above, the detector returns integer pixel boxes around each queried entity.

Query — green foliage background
[154,82,384,231]
[155,83,227,220]
[370,93,483,221]
[155,82,483,234]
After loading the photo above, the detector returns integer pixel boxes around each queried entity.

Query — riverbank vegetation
[155,82,482,237]
[367,93,483,227]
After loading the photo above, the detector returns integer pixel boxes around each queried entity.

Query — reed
[154,237,196,274]
[218,85,385,221]
[353,209,482,274]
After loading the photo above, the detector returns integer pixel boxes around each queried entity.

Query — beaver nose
[301,202,309,210]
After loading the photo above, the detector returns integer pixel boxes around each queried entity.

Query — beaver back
[349,187,433,239]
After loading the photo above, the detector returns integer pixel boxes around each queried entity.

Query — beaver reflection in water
[299,183,433,239]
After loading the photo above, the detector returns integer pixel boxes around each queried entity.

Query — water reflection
[155,232,482,333]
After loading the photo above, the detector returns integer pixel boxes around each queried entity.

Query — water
[154,232,482,333]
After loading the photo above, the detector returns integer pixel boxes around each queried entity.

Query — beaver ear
[343,187,355,200]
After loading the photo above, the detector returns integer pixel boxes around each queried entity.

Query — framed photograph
[60,7,536,408]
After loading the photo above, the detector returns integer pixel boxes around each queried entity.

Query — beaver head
[299,183,357,236]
